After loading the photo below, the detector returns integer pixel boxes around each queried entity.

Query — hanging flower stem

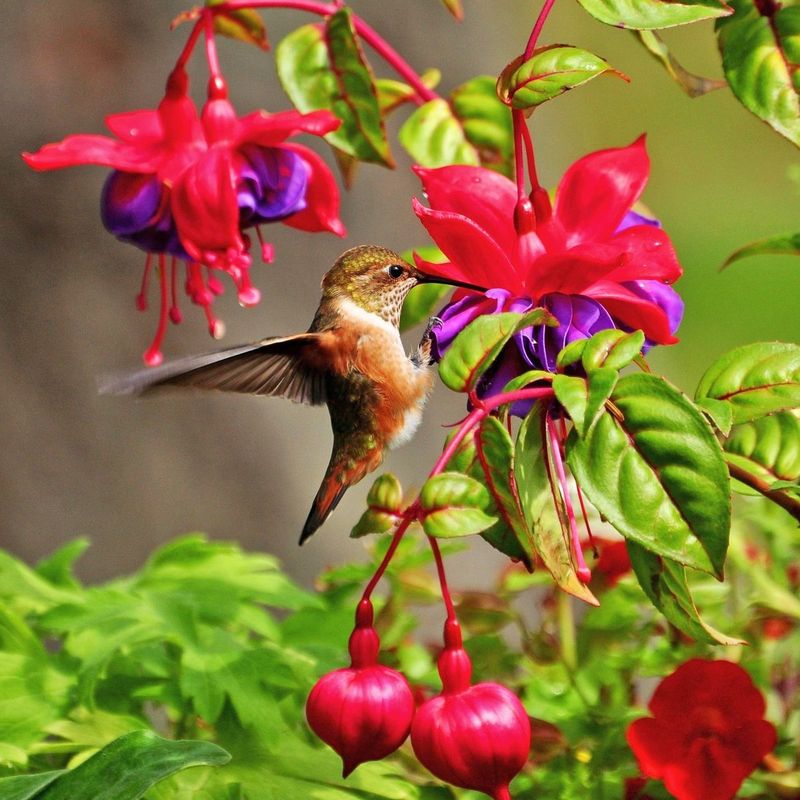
[202,9,227,95]
[524,0,558,59]
[209,0,438,104]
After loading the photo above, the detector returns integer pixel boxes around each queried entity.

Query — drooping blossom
[413,138,683,407]
[626,659,776,800]
[585,536,631,589]
[24,67,345,364]
[411,620,531,800]
[306,599,415,777]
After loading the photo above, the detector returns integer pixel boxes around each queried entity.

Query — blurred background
[1,0,797,587]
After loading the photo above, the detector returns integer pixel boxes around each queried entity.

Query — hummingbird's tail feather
[99,334,327,406]
[300,471,350,545]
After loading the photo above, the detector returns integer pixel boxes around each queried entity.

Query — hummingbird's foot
[413,316,443,368]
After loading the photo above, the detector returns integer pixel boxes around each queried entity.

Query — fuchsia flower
[24,67,344,364]
[306,600,415,777]
[626,659,776,800]
[413,138,683,404]
[411,620,531,800]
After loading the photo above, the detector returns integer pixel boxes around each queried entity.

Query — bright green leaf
[399,98,480,168]
[34,538,88,589]
[276,13,392,166]
[0,771,64,800]
[553,369,617,437]
[208,3,268,51]
[695,341,800,423]
[717,0,800,146]
[723,231,800,268]
[696,396,734,435]
[627,542,744,644]
[725,411,800,489]
[578,0,731,28]
[419,472,497,538]
[376,69,440,115]
[568,373,731,577]
[581,329,645,372]
[502,369,553,393]
[351,474,404,537]
[497,46,626,110]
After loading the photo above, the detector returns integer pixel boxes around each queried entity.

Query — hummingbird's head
[322,245,485,326]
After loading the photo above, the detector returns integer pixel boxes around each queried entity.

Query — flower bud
[306,599,415,777]
[411,621,530,800]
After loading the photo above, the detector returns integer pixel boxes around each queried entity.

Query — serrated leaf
[696,341,800,423]
[514,407,599,604]
[553,369,617,437]
[474,417,534,567]
[420,472,497,538]
[637,30,727,96]
[581,329,645,371]
[400,247,450,331]
[568,373,731,577]
[725,411,800,489]
[450,76,514,176]
[276,13,392,166]
[497,46,626,110]
[578,0,731,28]
[439,309,553,392]
[723,231,800,268]
[399,98,480,168]
[627,542,744,644]
[33,731,229,800]
[716,0,800,146]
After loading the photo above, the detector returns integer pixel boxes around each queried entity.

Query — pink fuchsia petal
[412,199,524,292]
[22,135,162,173]
[171,145,243,263]
[604,226,682,284]
[413,165,519,263]
[280,143,345,236]
[104,109,162,144]
[525,247,625,297]
[237,109,340,147]
[583,280,677,344]
[554,136,649,248]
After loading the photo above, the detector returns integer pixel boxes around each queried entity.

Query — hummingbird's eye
[387,264,405,279]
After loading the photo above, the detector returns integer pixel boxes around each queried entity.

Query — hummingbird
[106,245,484,544]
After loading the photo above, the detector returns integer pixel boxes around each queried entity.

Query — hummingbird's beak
[411,268,486,294]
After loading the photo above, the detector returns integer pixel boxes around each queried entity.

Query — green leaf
[725,411,800,487]
[627,542,744,644]
[637,30,728,96]
[399,98,480,168]
[399,247,450,331]
[32,731,229,800]
[695,342,800,424]
[450,76,514,176]
[577,0,731,28]
[208,3,269,51]
[502,369,553,392]
[419,472,497,538]
[696,397,734,435]
[581,329,646,372]
[716,0,800,146]
[34,538,89,589]
[474,417,534,567]
[0,771,64,800]
[351,473,405,537]
[514,407,598,604]
[376,70,440,115]
[568,373,731,577]
[552,369,617,437]
[723,231,800,268]
[497,46,626,110]
[439,309,554,393]
[275,12,392,166]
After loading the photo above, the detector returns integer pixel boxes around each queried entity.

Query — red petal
[526,247,624,297]
[105,110,162,143]
[281,143,346,236]
[626,718,682,779]
[584,281,677,344]
[171,146,242,261]
[22,135,161,172]
[554,136,649,248]
[605,226,682,283]
[412,198,524,292]
[237,109,340,147]
[414,165,518,262]
[412,253,475,288]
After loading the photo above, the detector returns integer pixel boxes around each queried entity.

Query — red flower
[626,659,776,800]
[585,536,631,588]
[412,138,683,379]
[24,67,344,364]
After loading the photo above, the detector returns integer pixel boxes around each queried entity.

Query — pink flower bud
[306,599,415,777]
[411,621,530,800]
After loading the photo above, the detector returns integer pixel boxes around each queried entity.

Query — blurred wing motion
[99,334,327,405]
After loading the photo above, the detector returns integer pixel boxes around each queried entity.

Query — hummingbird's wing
[100,334,327,405]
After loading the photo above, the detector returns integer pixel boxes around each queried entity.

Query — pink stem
[429,535,457,621]
[175,17,206,69]
[211,0,438,103]
[203,9,228,96]
[519,114,541,194]
[524,0,558,60]
[513,111,527,205]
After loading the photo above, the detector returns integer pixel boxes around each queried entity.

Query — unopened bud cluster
[306,602,531,799]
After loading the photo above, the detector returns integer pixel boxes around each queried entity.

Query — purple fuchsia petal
[236,145,308,226]
[616,208,660,232]
[623,280,684,340]
[554,136,649,248]
[535,293,616,371]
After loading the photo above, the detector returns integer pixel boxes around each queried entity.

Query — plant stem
[524,0,558,59]
[728,462,800,523]
[429,535,457,621]
[557,588,577,671]
[211,0,438,103]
